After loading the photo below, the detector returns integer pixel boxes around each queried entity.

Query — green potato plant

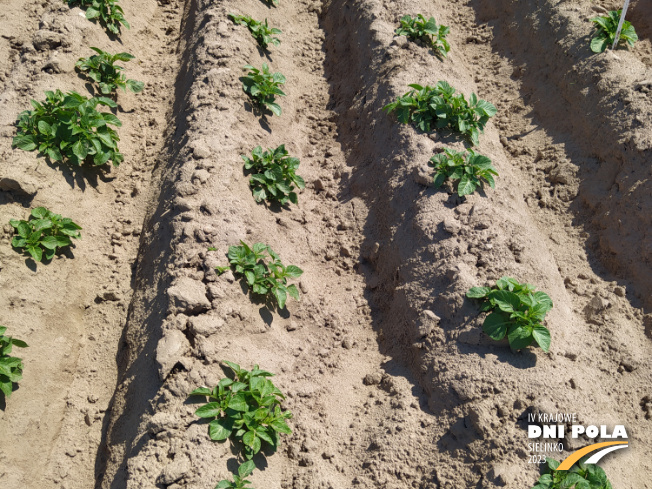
[65,0,129,35]
[532,457,613,489]
[590,10,638,53]
[241,64,286,116]
[214,241,302,309]
[429,148,498,196]
[383,81,496,146]
[229,14,281,50]
[12,90,123,167]
[10,207,82,263]
[76,47,144,95]
[467,277,553,352]
[216,461,256,489]
[0,326,28,400]
[395,14,450,58]
[189,361,293,460]
[242,145,305,206]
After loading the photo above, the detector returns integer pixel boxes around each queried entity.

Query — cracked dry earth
[0,0,651,489]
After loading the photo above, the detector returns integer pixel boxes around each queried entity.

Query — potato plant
[383,81,496,146]
[467,277,553,352]
[217,461,255,489]
[10,207,82,263]
[65,0,129,35]
[429,148,497,196]
[76,47,144,95]
[189,361,292,460]
[241,64,286,116]
[590,10,637,53]
[12,90,123,167]
[0,327,28,400]
[532,457,613,489]
[242,145,305,206]
[229,14,281,50]
[395,14,450,58]
[215,241,302,310]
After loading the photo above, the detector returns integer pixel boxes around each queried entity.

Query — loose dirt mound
[0,0,650,488]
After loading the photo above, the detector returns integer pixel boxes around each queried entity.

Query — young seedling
[229,14,281,50]
[429,148,497,196]
[242,145,305,206]
[590,10,638,53]
[10,207,82,263]
[216,461,256,489]
[467,277,553,352]
[12,90,123,167]
[65,0,130,35]
[383,81,496,146]
[215,241,302,309]
[532,457,613,489]
[395,14,450,58]
[0,326,28,400]
[189,361,293,460]
[76,47,144,95]
[241,64,286,116]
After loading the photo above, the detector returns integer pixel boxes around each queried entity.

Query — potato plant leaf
[9,207,82,264]
[240,64,286,116]
[384,82,495,145]
[215,241,302,310]
[12,89,123,167]
[65,0,130,36]
[395,14,450,58]
[229,14,281,50]
[467,277,553,352]
[531,457,613,489]
[0,327,28,401]
[76,47,144,95]
[429,148,498,196]
[189,361,292,461]
[242,145,304,207]
[590,10,638,53]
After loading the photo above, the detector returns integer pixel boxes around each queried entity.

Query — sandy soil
[0,0,650,488]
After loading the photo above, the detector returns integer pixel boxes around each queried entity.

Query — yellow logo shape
[557,441,629,470]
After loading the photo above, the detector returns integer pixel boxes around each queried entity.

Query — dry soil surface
[0,0,650,489]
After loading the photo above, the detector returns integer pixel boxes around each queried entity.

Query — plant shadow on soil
[17,247,77,272]
[236,279,291,326]
[46,158,116,191]
[243,101,273,133]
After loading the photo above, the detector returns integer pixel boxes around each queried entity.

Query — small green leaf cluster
[0,326,28,400]
[217,241,302,309]
[229,14,281,50]
[76,47,144,95]
[241,63,286,116]
[10,207,82,263]
[383,81,496,145]
[395,14,450,58]
[242,145,305,206]
[190,361,293,460]
[429,148,497,196]
[532,458,613,489]
[216,461,255,489]
[590,10,638,53]
[466,277,553,352]
[66,0,130,35]
[12,90,123,166]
